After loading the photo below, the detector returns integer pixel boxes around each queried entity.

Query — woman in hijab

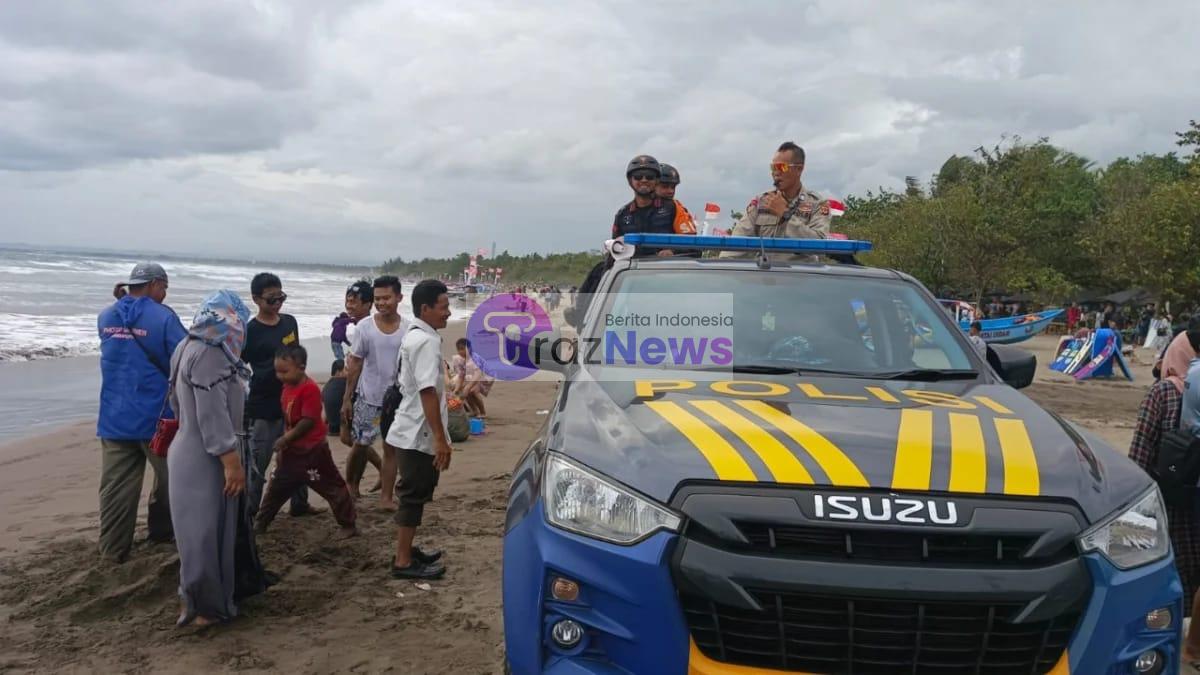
[1129,327,1200,658]
[167,290,252,627]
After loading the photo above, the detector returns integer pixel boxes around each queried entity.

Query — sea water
[0,247,386,362]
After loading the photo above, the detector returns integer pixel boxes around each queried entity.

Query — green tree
[1090,175,1200,303]
[1176,119,1200,156]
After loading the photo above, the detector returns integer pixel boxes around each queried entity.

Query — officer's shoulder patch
[818,202,830,216]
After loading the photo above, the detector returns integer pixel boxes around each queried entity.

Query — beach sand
[0,333,1160,673]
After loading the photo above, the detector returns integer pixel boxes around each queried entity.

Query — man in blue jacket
[97,262,187,562]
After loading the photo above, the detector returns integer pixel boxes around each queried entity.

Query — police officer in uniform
[720,142,831,261]
[612,155,695,258]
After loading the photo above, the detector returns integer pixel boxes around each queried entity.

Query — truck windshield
[592,269,976,375]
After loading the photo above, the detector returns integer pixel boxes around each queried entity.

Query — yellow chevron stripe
[736,400,868,487]
[892,409,933,490]
[995,417,1040,496]
[973,395,1014,415]
[690,400,814,484]
[646,401,757,481]
[948,412,987,493]
[865,386,900,403]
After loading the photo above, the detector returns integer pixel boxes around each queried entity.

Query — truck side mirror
[534,329,572,373]
[987,344,1036,389]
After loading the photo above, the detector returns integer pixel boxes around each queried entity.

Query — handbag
[1153,408,1200,508]
[148,342,185,458]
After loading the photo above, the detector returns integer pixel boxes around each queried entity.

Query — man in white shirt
[386,279,453,580]
[341,276,408,506]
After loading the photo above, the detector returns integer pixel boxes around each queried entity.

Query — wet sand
[0,333,1160,673]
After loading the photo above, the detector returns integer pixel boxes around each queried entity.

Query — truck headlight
[543,454,681,545]
[1078,487,1169,569]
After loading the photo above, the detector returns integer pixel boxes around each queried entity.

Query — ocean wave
[0,249,480,363]
[0,343,100,362]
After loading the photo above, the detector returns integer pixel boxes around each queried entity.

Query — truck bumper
[502,499,1182,675]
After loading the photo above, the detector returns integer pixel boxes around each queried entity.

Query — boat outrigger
[939,299,1064,345]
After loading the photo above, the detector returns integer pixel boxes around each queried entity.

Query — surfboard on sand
[1065,335,1094,375]
[1051,337,1083,372]
[1114,351,1135,381]
[1074,336,1117,380]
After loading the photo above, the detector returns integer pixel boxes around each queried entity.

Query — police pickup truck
[502,234,1181,675]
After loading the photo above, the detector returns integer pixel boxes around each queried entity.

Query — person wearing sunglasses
[719,141,832,261]
[242,272,320,520]
[611,154,697,258]
[614,153,700,255]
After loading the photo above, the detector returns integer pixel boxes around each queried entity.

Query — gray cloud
[1,0,1198,264]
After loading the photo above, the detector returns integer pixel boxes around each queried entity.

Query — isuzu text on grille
[812,494,960,525]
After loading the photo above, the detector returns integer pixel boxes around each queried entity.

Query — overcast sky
[1,1,1197,264]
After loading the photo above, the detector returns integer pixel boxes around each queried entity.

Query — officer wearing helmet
[655,163,681,201]
[719,141,831,261]
[612,155,696,258]
[656,163,700,250]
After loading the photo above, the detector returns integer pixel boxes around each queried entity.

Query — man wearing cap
[96,262,187,562]
[720,141,831,261]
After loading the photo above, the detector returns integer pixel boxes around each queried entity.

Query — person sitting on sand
[255,344,357,539]
[167,290,251,627]
[449,338,493,419]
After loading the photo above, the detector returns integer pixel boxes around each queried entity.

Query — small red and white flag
[704,202,721,220]
[828,199,846,217]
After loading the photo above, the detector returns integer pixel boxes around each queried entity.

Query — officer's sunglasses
[771,162,804,173]
[261,293,287,305]
[630,172,658,182]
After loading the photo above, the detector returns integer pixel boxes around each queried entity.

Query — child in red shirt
[254,344,357,538]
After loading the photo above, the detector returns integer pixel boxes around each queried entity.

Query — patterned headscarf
[189,289,252,368]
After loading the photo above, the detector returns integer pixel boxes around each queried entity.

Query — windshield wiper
[692,364,872,377]
[875,368,979,381]
[713,364,798,374]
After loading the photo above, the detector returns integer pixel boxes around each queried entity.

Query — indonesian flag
[704,202,721,220]
[828,198,846,217]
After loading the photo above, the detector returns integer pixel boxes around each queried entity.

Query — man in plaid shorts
[340,276,408,508]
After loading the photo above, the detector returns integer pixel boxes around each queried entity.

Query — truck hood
[548,366,1150,524]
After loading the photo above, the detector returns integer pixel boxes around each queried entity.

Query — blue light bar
[622,233,873,254]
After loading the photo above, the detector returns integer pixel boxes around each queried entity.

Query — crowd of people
[98,264,465,626]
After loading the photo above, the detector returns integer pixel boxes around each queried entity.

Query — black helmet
[659,163,680,185]
[625,155,661,178]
